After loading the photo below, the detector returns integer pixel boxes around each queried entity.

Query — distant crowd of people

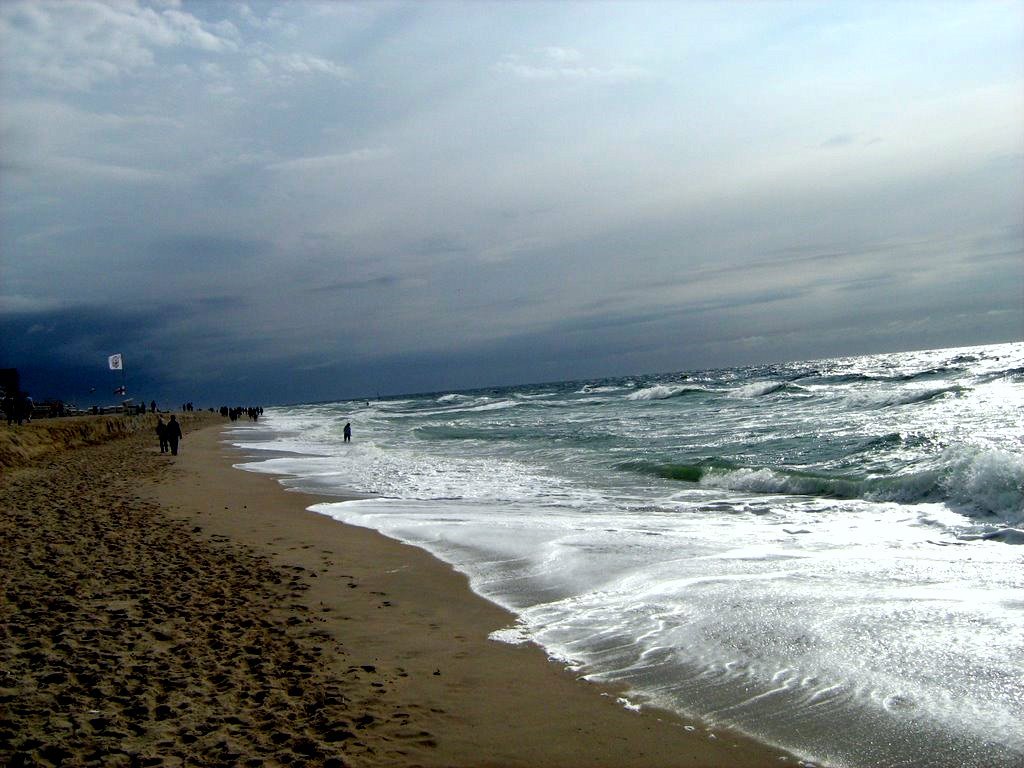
[7,392,356,456]
[152,403,265,456]
[6,392,359,457]
[2,392,34,425]
[221,406,264,422]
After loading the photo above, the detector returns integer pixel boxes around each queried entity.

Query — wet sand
[1,419,798,766]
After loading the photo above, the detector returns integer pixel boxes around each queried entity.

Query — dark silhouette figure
[150,400,157,413]
[156,416,169,453]
[166,415,183,455]
[343,422,352,443]
[10,392,29,425]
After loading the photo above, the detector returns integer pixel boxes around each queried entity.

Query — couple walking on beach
[156,415,183,455]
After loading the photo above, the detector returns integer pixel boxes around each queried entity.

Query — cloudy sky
[1,1,1021,405]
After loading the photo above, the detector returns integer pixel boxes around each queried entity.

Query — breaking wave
[620,448,1024,524]
[848,385,967,409]
[729,381,809,398]
[437,393,473,403]
[626,385,708,401]
[798,367,963,386]
[576,384,630,394]
[976,366,1024,384]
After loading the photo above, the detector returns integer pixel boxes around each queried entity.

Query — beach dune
[1,417,794,766]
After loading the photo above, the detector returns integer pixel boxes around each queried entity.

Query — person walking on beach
[343,422,351,443]
[156,416,168,453]
[166,415,183,455]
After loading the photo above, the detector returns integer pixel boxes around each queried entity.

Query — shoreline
[2,419,801,766]
[174,423,800,766]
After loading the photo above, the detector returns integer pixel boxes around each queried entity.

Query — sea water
[227,342,1024,768]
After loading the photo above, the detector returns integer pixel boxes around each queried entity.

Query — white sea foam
[231,342,1024,768]
[626,384,705,400]
[488,625,532,645]
[306,489,1023,766]
[437,393,471,403]
[728,380,788,398]
[687,447,1024,524]
[847,384,966,409]
[938,447,1024,520]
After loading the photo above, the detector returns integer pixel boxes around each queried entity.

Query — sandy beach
[1,417,798,767]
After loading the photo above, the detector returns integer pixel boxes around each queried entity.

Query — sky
[1,0,1022,406]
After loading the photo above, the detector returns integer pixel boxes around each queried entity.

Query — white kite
[108,353,123,370]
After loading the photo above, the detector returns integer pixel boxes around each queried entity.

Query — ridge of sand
[0,412,216,469]
[1,419,800,767]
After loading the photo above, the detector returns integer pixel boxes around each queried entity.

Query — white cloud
[266,148,393,173]
[162,9,239,52]
[254,51,353,81]
[542,46,584,63]
[0,99,185,181]
[0,294,64,316]
[495,47,648,83]
[0,0,240,90]
[247,58,272,78]
[47,155,168,183]
[478,236,551,264]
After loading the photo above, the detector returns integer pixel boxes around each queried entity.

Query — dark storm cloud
[2,305,161,358]
[572,286,816,336]
[834,275,898,294]
[966,246,1024,263]
[0,303,173,400]
[308,275,402,294]
[190,294,248,311]
[144,234,269,270]
[1,1,1021,404]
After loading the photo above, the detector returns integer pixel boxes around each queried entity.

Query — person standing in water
[343,422,351,443]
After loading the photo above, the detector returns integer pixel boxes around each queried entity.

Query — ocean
[226,342,1024,768]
